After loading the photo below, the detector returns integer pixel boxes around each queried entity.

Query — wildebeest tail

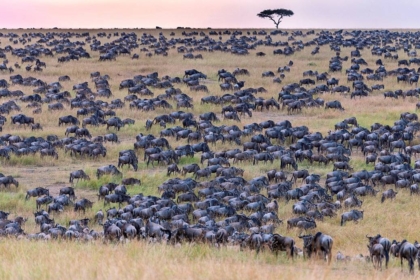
[161,228,171,241]
[384,249,389,268]
[409,247,415,273]
[340,215,344,226]
[381,194,385,203]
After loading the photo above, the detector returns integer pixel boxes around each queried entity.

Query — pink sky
[1,0,419,29]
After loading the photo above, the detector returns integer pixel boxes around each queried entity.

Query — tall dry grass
[0,28,420,279]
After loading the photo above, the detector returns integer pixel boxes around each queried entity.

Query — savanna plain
[0,28,419,280]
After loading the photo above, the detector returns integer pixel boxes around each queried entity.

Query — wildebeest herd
[2,28,420,274]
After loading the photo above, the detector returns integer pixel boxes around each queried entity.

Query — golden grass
[0,28,420,279]
[0,239,416,280]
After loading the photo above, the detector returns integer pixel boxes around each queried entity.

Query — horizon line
[2,27,420,30]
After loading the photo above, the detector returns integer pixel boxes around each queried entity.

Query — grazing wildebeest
[300,232,334,264]
[325,100,344,111]
[0,176,19,189]
[343,195,362,208]
[121,178,141,186]
[177,192,199,203]
[296,219,317,234]
[69,170,90,183]
[96,165,122,179]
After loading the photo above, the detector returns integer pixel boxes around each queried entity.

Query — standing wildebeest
[410,184,419,195]
[381,189,397,203]
[367,243,385,270]
[340,209,364,226]
[366,234,391,268]
[69,170,90,183]
[181,164,200,176]
[59,187,76,200]
[300,232,334,264]
[281,155,298,170]
[292,170,309,183]
[269,234,295,258]
[118,155,138,171]
[144,219,172,242]
[74,198,94,213]
[36,195,53,210]
[58,115,79,126]
[167,164,180,176]
[104,194,131,207]
[26,187,49,200]
[393,240,418,274]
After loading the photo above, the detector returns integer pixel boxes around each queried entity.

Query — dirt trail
[4,164,100,200]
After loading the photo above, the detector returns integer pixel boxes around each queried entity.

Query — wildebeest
[74,198,94,213]
[118,155,138,171]
[59,115,79,126]
[341,209,364,226]
[121,178,141,186]
[392,240,418,274]
[367,243,385,270]
[69,170,90,183]
[181,164,200,176]
[343,195,362,208]
[300,232,334,264]
[325,100,344,111]
[381,189,397,203]
[59,187,76,200]
[26,187,49,200]
[104,194,131,207]
[269,234,295,258]
[167,164,181,176]
[366,234,391,268]
[96,165,122,179]
[0,176,19,189]
[36,195,53,210]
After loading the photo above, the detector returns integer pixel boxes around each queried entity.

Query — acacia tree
[257,9,294,29]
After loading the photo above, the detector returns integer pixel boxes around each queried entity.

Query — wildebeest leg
[401,256,404,271]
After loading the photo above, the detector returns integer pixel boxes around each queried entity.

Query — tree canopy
[257,9,294,29]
